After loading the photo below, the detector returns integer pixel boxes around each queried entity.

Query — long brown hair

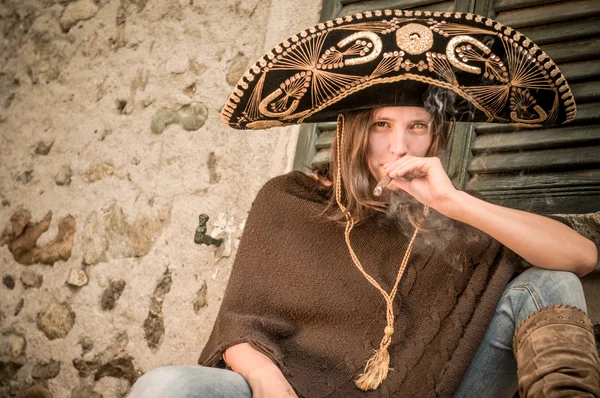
[314,88,455,224]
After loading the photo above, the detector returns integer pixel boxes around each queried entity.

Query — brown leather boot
[513,305,600,397]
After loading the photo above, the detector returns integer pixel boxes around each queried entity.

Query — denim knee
[501,267,587,331]
[128,366,183,398]
[509,267,586,311]
[127,365,252,398]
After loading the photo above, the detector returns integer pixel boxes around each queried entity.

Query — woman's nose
[389,129,408,156]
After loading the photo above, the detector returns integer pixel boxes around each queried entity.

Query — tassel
[354,345,391,391]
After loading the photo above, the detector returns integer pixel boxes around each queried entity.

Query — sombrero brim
[221,9,575,130]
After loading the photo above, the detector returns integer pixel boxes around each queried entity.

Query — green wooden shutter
[292,0,600,215]
[461,0,600,214]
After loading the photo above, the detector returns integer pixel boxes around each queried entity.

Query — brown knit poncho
[199,170,518,397]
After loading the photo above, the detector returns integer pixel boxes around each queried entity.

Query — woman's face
[366,106,434,182]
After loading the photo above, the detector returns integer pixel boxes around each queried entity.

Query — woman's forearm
[444,191,597,277]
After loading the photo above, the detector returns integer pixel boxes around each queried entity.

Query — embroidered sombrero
[221,9,575,130]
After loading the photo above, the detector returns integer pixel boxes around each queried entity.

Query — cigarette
[373,175,392,197]
[373,172,422,196]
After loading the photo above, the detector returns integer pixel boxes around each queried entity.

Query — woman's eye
[409,123,429,134]
[373,121,389,128]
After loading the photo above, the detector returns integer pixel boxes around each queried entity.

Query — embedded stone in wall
[101,279,126,310]
[78,336,93,355]
[85,163,114,183]
[189,59,208,76]
[16,169,33,184]
[72,357,101,378]
[212,214,242,260]
[14,299,24,316]
[67,268,89,287]
[37,299,75,340]
[114,0,127,49]
[0,209,30,246]
[3,274,15,289]
[21,270,43,289]
[72,332,136,383]
[119,68,149,115]
[193,280,208,314]
[0,72,19,109]
[94,354,138,385]
[0,360,23,387]
[9,334,26,359]
[71,385,102,398]
[34,140,54,156]
[104,204,135,259]
[59,0,99,32]
[4,210,76,266]
[143,268,172,349]
[82,211,107,266]
[207,152,220,184]
[129,204,172,257]
[150,109,176,135]
[150,102,208,134]
[98,201,172,260]
[55,165,73,186]
[226,53,249,86]
[15,384,53,398]
[31,359,61,379]
[179,102,208,132]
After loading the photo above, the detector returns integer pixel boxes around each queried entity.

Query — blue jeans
[127,268,587,398]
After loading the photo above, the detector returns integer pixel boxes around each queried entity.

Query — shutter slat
[472,125,600,153]
[559,60,600,83]
[573,102,600,124]
[467,169,600,192]
[486,194,600,215]
[317,121,337,131]
[468,146,600,174]
[495,0,600,29]
[495,0,561,13]
[342,0,451,14]
[315,130,335,149]
[413,1,454,12]
[543,37,600,64]
[478,188,600,198]
[571,80,600,104]
[518,17,600,46]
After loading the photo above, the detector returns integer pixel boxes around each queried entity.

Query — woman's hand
[225,343,298,398]
[245,366,298,398]
[382,155,459,216]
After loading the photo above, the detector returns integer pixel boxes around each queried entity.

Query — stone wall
[0,0,322,397]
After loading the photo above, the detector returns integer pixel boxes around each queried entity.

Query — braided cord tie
[334,114,428,391]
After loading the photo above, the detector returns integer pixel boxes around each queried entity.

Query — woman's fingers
[384,157,433,180]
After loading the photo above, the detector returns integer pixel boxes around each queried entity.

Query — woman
[129,9,599,398]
